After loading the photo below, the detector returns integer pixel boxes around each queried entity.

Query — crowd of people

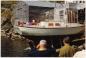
[24,36,85,57]
[2,29,85,57]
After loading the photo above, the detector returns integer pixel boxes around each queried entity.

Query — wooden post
[77,10,79,23]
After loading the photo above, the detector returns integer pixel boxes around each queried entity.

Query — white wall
[24,1,55,8]
[13,1,29,21]
[54,3,68,23]
[54,8,60,21]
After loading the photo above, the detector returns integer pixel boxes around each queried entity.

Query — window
[48,23,54,26]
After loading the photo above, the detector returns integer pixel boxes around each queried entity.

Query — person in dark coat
[27,40,56,57]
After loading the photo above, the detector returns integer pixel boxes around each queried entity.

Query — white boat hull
[14,26,84,36]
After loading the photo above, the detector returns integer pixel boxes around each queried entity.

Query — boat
[13,1,85,36]
[14,21,84,36]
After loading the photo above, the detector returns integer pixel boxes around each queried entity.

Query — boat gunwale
[14,25,84,36]
[16,25,84,29]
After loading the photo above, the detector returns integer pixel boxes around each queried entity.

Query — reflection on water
[1,36,29,57]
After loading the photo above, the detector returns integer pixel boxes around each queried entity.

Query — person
[27,40,56,57]
[73,43,86,58]
[59,36,75,57]
[31,19,36,25]
[78,43,85,51]
[25,21,29,27]
[24,39,36,57]
[73,49,86,58]
[72,45,79,53]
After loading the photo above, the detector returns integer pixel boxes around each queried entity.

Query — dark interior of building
[78,8,85,24]
[29,6,54,22]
